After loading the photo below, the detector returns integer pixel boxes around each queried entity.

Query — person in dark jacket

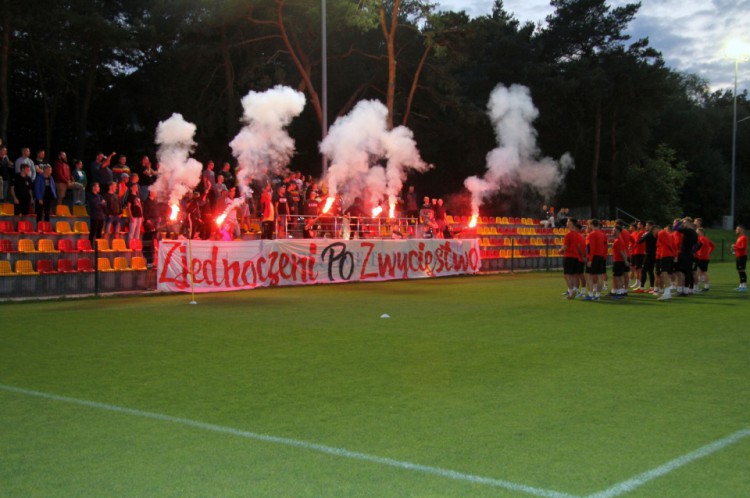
[33,164,56,222]
[87,182,107,245]
[103,182,122,235]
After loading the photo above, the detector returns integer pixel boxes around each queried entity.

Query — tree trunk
[76,50,99,160]
[590,101,601,217]
[608,112,617,217]
[0,0,10,145]
[402,41,430,127]
[275,0,323,131]
[220,22,237,140]
[379,0,400,130]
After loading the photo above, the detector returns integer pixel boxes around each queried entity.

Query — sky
[435,0,750,94]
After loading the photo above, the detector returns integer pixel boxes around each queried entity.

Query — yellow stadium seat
[0,203,15,216]
[74,221,89,234]
[55,204,72,217]
[37,239,59,253]
[131,256,147,270]
[96,239,114,252]
[55,221,75,235]
[113,256,132,271]
[0,261,13,275]
[73,205,88,217]
[111,238,131,252]
[15,260,39,275]
[97,258,115,272]
[18,239,36,253]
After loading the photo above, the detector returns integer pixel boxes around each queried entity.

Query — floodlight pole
[731,57,739,228]
[321,0,328,177]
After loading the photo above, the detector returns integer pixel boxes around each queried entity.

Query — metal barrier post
[94,240,99,297]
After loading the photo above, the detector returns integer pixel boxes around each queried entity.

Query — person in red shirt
[561,218,586,299]
[615,220,632,290]
[693,227,715,292]
[53,151,72,204]
[611,225,630,299]
[630,221,646,289]
[732,225,747,291]
[656,224,677,300]
[584,219,608,301]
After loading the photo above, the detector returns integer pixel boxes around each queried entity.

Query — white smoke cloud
[230,85,306,197]
[464,84,574,214]
[152,113,203,206]
[320,99,431,210]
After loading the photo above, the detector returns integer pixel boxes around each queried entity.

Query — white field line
[0,384,575,498]
[586,427,750,498]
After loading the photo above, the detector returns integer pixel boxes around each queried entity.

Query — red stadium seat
[37,260,58,274]
[129,238,143,252]
[0,239,16,253]
[77,258,94,272]
[0,220,17,234]
[58,239,77,253]
[77,239,94,253]
[37,221,55,234]
[57,258,76,273]
[17,220,38,234]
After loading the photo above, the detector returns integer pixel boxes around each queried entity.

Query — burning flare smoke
[152,113,203,211]
[320,99,431,214]
[464,84,574,218]
[230,85,306,198]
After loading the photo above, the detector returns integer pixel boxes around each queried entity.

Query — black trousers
[641,255,655,287]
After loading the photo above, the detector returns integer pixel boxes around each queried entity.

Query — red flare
[388,202,396,219]
[322,197,335,214]
[468,214,478,228]
[372,206,383,217]
[169,204,180,221]
[216,213,227,226]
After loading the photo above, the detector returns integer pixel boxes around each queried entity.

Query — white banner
[157,238,481,293]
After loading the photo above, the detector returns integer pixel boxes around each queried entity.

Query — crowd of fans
[0,144,455,245]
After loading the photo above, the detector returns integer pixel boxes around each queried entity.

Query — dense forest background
[1,0,748,224]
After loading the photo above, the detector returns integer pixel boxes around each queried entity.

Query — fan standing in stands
[87,182,106,244]
[33,165,56,222]
[10,163,34,215]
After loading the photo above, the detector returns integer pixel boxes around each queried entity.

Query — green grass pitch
[1,262,749,497]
